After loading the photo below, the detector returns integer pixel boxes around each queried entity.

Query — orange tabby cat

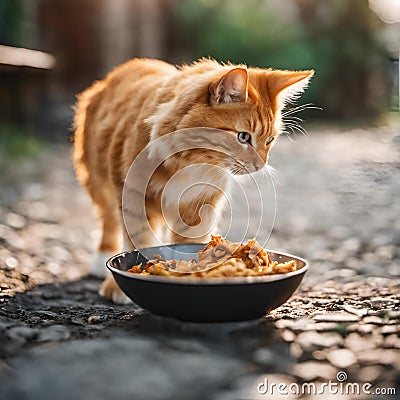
[73,58,313,303]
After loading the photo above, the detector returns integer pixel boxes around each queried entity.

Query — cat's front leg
[99,276,132,304]
[168,199,221,244]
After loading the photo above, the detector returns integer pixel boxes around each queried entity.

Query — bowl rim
[106,246,309,286]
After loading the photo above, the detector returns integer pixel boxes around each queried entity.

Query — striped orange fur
[73,58,313,302]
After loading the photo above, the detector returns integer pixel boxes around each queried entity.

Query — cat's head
[148,63,314,175]
[209,67,313,174]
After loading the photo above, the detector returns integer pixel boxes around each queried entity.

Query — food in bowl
[127,235,297,277]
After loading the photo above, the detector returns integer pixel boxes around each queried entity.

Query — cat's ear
[268,70,314,107]
[209,68,248,106]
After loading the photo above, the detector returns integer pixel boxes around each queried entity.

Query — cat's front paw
[99,276,132,304]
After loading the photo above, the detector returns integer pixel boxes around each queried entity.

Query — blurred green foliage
[0,0,23,46]
[176,0,312,68]
[176,0,316,105]
[175,0,391,119]
[0,123,43,161]
[332,323,350,338]
[0,0,393,126]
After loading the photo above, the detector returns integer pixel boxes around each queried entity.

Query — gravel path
[0,121,399,399]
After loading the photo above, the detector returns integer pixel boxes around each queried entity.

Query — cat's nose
[252,158,265,171]
[253,154,268,171]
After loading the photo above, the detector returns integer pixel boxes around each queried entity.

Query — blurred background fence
[0,0,399,143]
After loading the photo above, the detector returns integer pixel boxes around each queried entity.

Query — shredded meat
[127,235,297,277]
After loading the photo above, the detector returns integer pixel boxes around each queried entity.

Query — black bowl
[106,244,308,323]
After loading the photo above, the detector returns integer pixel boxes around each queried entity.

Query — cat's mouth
[229,161,265,175]
[231,168,252,175]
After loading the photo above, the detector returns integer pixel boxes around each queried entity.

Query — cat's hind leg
[90,190,121,278]
[92,197,134,304]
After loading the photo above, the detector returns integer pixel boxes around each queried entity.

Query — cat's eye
[266,136,275,146]
[238,131,251,144]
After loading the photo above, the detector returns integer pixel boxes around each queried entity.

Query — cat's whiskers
[281,129,297,142]
[228,164,245,175]
[281,114,309,139]
[281,102,321,140]
[261,164,277,181]
[284,115,304,124]
[283,121,309,137]
[281,103,320,117]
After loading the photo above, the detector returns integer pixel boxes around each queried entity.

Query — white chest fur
[157,164,228,206]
